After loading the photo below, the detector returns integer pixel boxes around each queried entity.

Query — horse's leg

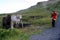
[11,21,14,29]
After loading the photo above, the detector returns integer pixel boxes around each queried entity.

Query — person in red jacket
[51,11,57,27]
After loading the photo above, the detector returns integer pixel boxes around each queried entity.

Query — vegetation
[0,27,44,40]
[0,29,30,40]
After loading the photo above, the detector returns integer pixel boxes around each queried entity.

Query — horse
[2,15,11,29]
[11,14,22,29]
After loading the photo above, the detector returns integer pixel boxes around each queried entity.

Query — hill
[15,1,51,26]
[16,0,60,26]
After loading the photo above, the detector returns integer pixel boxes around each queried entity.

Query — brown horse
[2,15,11,29]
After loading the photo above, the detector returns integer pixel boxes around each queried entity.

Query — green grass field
[0,27,44,40]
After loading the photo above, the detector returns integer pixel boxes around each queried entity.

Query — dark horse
[2,15,11,29]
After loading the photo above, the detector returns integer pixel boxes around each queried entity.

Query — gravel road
[29,15,60,40]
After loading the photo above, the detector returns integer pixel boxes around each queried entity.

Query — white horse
[11,14,22,29]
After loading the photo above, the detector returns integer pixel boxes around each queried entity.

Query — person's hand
[54,19,56,20]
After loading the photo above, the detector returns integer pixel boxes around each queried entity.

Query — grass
[0,26,44,40]
[0,29,30,40]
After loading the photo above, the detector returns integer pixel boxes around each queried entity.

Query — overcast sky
[0,0,48,14]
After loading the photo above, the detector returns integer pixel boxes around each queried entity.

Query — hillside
[16,0,60,26]
[15,1,51,26]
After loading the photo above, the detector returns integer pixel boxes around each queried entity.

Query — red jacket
[52,12,57,20]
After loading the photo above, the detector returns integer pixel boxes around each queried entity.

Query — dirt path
[29,15,60,40]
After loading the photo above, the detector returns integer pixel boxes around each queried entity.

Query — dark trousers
[52,19,55,27]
